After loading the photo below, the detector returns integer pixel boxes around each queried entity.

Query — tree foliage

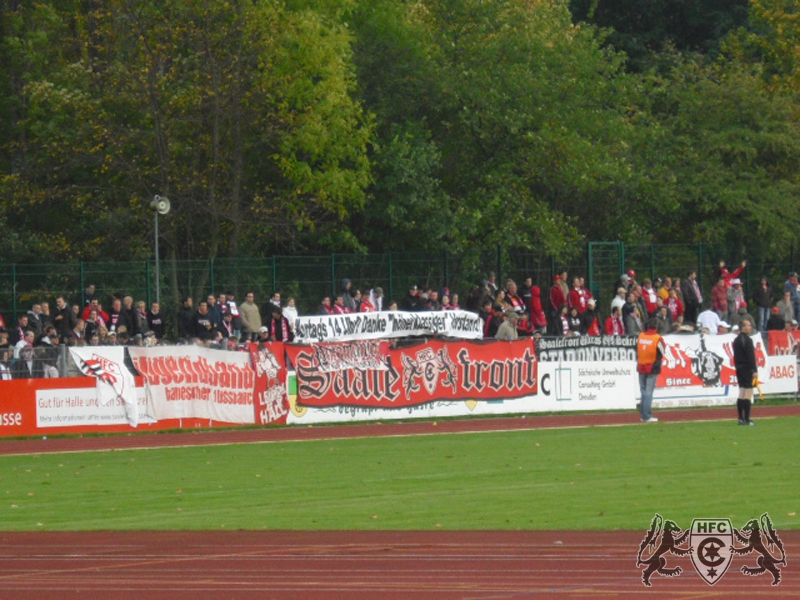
[1,0,800,267]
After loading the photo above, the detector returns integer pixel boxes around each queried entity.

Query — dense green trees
[1,0,799,265]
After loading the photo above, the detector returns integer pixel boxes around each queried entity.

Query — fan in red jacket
[528,286,548,332]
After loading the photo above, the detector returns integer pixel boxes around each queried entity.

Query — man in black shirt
[732,318,758,425]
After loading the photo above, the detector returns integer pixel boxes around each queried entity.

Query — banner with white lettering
[70,346,139,427]
[286,338,537,408]
[537,335,638,362]
[293,310,483,343]
[129,346,256,423]
[249,342,289,425]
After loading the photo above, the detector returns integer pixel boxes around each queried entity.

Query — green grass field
[1,417,798,531]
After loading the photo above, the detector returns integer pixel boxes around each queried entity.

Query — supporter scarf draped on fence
[129,346,256,423]
[293,310,483,343]
[69,346,139,427]
[248,342,289,425]
[286,338,537,408]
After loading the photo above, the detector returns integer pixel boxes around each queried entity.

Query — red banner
[767,330,800,356]
[249,342,289,425]
[286,338,537,408]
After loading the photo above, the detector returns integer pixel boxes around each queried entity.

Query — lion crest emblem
[636,514,692,587]
[731,513,787,586]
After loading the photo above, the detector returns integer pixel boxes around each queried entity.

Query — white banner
[36,387,154,428]
[70,347,139,427]
[128,346,256,423]
[293,310,483,343]
[536,360,638,411]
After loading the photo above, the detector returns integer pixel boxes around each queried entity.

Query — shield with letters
[690,518,734,585]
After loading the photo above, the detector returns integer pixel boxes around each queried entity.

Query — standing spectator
[495,311,519,340]
[82,299,110,323]
[654,305,672,335]
[482,302,503,338]
[624,305,644,336]
[640,279,659,316]
[341,279,357,313]
[192,301,215,341]
[10,314,30,346]
[369,287,384,312]
[283,297,299,331]
[400,285,424,312]
[27,304,45,338]
[225,291,243,340]
[718,259,746,287]
[333,295,351,314]
[360,293,376,312]
[568,277,588,314]
[666,288,684,324]
[528,286,547,333]
[84,307,106,341]
[568,306,582,333]
[504,280,525,313]
[711,277,728,321]
[425,290,442,311]
[177,297,195,339]
[269,291,282,311]
[697,305,722,334]
[683,271,703,325]
[147,302,166,340]
[53,295,77,341]
[637,318,665,423]
[752,276,773,333]
[766,306,785,331]
[83,283,97,307]
[580,299,601,336]
[39,301,53,329]
[551,305,571,336]
[486,272,499,298]
[783,272,800,325]
[549,272,569,320]
[606,306,625,335]
[239,291,262,342]
[610,287,627,313]
[267,305,294,342]
[519,277,533,311]
[130,300,148,336]
[776,290,794,325]
[727,279,747,326]
[108,297,132,334]
[12,344,44,379]
[72,319,86,344]
[657,277,671,302]
[319,297,334,315]
[207,295,223,328]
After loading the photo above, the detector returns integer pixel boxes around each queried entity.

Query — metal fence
[2,244,798,334]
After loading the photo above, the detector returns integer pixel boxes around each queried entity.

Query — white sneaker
[642,417,659,423]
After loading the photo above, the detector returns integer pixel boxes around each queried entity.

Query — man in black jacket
[53,295,77,341]
[177,297,194,339]
[733,318,758,426]
[682,271,703,327]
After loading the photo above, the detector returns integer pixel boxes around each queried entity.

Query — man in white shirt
[696,307,722,334]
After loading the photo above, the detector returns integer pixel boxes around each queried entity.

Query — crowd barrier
[1,325,798,438]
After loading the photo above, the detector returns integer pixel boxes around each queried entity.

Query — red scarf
[270,316,289,341]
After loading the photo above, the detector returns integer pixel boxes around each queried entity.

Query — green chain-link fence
[2,244,798,333]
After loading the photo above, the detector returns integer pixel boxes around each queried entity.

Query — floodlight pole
[154,208,161,305]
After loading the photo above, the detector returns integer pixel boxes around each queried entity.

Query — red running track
[1,404,798,598]
[0,530,796,599]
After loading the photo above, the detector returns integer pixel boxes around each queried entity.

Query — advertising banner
[767,330,800,356]
[70,346,139,427]
[537,335,638,362]
[129,346,256,424]
[249,342,290,425]
[293,310,483,343]
[536,360,638,411]
[286,338,537,409]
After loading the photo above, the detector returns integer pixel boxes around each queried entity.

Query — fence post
[496,245,502,284]
[331,253,336,297]
[619,242,625,277]
[145,260,151,307]
[11,263,17,319]
[79,261,85,307]
[209,258,215,297]
[443,250,449,291]
[271,256,277,295]
[587,243,595,296]
[650,244,655,280]
[697,243,704,290]
[388,252,394,301]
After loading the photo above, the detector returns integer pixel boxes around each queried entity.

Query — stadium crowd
[2,261,799,379]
